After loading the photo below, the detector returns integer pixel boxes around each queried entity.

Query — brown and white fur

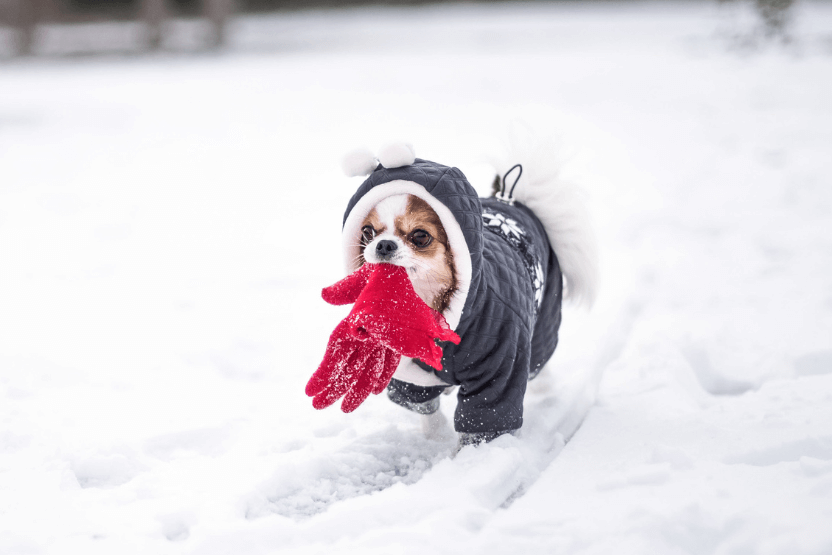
[357,194,457,314]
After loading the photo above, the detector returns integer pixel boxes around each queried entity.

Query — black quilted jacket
[343,159,563,434]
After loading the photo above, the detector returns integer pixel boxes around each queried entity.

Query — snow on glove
[343,263,460,371]
[305,319,401,413]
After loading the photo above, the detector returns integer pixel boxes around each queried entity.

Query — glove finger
[419,355,441,371]
[307,320,355,397]
[432,325,461,345]
[428,343,445,371]
[338,344,382,412]
[312,371,354,409]
[340,381,373,413]
[321,263,373,305]
[429,311,461,345]
[312,346,367,409]
[305,365,332,397]
[372,348,401,395]
[306,342,341,397]
[340,346,383,413]
[321,285,357,306]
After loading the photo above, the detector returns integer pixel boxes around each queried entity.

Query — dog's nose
[376,240,398,257]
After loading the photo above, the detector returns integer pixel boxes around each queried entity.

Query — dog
[340,141,598,447]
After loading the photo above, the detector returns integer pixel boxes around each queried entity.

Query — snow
[1,1,832,553]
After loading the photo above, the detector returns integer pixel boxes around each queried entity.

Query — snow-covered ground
[2,1,832,553]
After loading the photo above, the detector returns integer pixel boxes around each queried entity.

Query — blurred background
[0,0,805,57]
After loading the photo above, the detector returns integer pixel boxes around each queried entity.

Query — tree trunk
[15,0,40,55]
[205,0,232,49]
[142,0,166,50]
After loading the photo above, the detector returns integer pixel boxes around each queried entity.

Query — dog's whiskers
[408,258,448,284]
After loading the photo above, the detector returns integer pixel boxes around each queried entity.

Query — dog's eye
[361,226,376,244]
[408,229,433,248]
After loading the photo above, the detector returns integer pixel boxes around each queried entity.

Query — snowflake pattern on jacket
[482,207,546,313]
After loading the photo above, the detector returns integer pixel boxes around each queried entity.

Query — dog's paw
[454,430,515,455]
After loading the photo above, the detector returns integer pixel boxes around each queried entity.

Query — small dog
[340,141,598,447]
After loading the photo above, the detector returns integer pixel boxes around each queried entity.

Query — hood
[341,158,483,331]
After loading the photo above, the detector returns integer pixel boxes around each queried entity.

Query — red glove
[307,263,460,413]
[305,319,400,412]
[341,264,460,370]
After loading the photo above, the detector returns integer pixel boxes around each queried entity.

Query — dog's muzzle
[375,240,398,260]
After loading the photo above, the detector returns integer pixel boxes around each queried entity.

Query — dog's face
[359,194,456,313]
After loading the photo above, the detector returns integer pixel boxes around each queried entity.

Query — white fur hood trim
[340,180,472,332]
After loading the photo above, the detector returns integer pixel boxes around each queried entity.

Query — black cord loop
[501,163,523,199]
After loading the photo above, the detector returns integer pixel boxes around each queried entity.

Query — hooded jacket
[342,158,563,434]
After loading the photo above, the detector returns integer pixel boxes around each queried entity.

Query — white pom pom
[341,147,378,177]
[378,142,415,169]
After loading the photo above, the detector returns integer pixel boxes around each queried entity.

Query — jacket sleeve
[445,285,533,434]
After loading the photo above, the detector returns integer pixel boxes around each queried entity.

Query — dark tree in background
[719,0,796,43]
[755,0,795,39]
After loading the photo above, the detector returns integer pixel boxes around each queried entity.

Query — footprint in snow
[245,424,453,520]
